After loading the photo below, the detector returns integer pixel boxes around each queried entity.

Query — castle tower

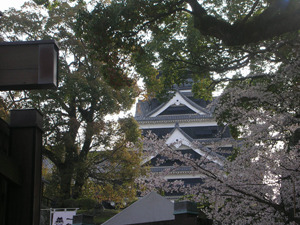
[135,83,231,199]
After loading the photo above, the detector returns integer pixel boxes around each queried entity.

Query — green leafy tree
[0,1,142,202]
[76,0,300,99]
[81,117,145,206]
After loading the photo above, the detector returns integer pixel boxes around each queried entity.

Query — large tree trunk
[72,118,94,199]
[58,163,75,201]
[73,165,87,199]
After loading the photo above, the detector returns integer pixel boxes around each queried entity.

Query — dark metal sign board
[0,40,59,90]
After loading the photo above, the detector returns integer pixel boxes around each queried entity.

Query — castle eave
[136,117,214,124]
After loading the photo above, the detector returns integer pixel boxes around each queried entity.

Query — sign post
[50,208,78,225]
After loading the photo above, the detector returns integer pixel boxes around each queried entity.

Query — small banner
[52,210,77,225]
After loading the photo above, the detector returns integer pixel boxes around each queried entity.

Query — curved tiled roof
[102,192,174,225]
[170,125,226,161]
[144,91,211,117]
[136,113,214,123]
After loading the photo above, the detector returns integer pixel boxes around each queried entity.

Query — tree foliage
[77,0,300,99]
[0,1,142,203]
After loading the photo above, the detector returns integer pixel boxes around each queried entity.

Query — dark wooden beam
[0,40,59,90]
[6,109,43,225]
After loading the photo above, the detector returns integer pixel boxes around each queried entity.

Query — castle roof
[143,125,226,166]
[135,91,215,124]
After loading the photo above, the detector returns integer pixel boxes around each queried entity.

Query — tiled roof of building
[102,192,174,225]
[136,114,214,123]
[144,91,211,117]
[135,91,214,119]
[142,126,231,139]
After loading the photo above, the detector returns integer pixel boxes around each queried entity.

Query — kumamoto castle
[103,79,232,225]
[135,79,232,200]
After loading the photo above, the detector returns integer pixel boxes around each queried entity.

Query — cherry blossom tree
[136,55,300,224]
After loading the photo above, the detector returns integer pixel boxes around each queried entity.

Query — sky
[1,0,26,11]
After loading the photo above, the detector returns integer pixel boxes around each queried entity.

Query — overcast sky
[1,0,26,11]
